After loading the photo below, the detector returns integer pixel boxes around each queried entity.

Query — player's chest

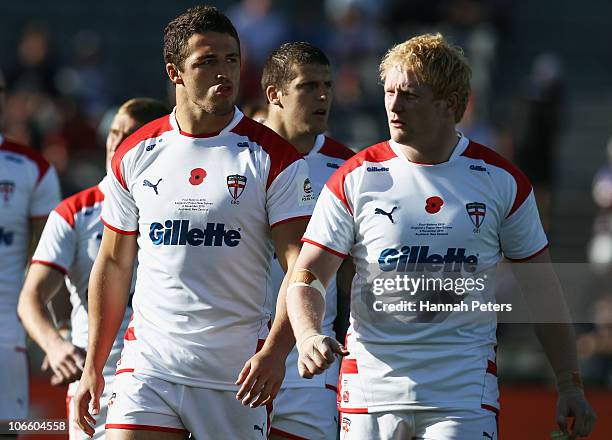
[355,171,502,247]
[305,155,342,198]
[132,146,265,222]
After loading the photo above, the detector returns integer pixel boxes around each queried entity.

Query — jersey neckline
[169,106,244,139]
[388,133,469,167]
[303,133,326,158]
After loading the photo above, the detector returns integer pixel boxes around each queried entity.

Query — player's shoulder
[231,115,301,161]
[319,136,355,160]
[460,139,530,187]
[113,115,172,164]
[336,141,396,176]
[0,136,51,178]
[325,141,396,206]
[54,184,105,228]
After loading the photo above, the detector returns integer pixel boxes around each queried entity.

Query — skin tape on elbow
[287,268,326,299]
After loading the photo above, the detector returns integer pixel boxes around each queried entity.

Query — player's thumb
[41,356,50,372]
[556,409,568,433]
[90,389,101,415]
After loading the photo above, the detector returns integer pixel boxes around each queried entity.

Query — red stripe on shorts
[106,424,187,433]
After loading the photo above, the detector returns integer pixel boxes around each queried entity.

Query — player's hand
[43,340,86,385]
[556,391,596,439]
[296,334,348,379]
[73,368,104,438]
[235,347,286,408]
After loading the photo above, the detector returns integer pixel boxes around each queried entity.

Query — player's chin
[390,128,410,144]
[305,119,328,135]
[208,99,236,116]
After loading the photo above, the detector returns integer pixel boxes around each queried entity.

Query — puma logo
[483,431,494,439]
[253,424,264,436]
[374,206,397,223]
[143,178,162,195]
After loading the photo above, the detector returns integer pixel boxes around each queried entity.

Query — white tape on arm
[287,279,326,299]
[287,268,326,299]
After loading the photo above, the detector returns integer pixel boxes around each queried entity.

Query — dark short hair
[261,42,330,93]
[118,98,170,125]
[164,5,240,70]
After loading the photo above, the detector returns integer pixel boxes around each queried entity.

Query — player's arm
[18,264,85,385]
[236,218,308,407]
[510,249,596,438]
[334,258,354,343]
[73,228,136,436]
[286,242,348,379]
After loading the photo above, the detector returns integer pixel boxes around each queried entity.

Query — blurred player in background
[261,41,354,440]
[286,33,596,439]
[73,5,313,439]
[0,68,61,429]
[17,98,169,439]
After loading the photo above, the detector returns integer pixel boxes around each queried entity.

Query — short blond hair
[379,33,471,122]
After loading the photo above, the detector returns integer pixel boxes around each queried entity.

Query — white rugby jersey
[270,134,354,389]
[0,135,61,349]
[303,135,548,413]
[31,178,132,377]
[101,107,313,388]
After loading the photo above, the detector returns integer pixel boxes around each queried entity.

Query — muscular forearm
[286,286,326,345]
[20,293,64,352]
[85,256,132,373]
[264,280,295,360]
[511,251,580,380]
[17,266,65,352]
[535,323,579,377]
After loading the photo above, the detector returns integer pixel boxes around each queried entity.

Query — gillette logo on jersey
[378,246,478,273]
[149,220,241,247]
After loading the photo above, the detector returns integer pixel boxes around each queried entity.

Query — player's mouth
[390,118,405,128]
[215,84,234,97]
[313,109,327,117]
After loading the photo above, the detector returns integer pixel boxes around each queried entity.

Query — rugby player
[261,41,354,440]
[73,5,313,439]
[286,33,596,439]
[18,98,169,439]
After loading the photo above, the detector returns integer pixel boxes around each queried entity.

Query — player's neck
[175,99,235,136]
[265,116,316,154]
[396,129,460,164]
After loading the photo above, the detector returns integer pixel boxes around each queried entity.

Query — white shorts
[66,376,116,439]
[270,386,338,439]
[340,407,498,440]
[0,346,28,420]
[106,371,271,439]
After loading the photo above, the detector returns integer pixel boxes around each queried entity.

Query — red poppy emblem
[189,168,206,185]
[425,196,444,214]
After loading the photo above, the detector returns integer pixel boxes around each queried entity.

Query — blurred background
[1,0,611,438]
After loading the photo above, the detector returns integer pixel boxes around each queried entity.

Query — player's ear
[444,92,459,119]
[266,85,282,106]
[166,63,183,86]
